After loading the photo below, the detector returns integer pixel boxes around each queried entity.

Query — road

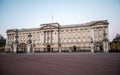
[0,53,120,75]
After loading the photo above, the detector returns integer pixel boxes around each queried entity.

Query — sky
[0,0,120,41]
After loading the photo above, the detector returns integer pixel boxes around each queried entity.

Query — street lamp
[103,30,109,53]
[13,30,19,53]
[27,33,32,53]
[91,37,94,53]
[15,32,18,43]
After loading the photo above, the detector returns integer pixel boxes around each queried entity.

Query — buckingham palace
[5,20,110,53]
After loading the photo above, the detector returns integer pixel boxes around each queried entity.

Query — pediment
[94,21,108,25]
[90,21,109,26]
[40,22,60,30]
[41,25,58,30]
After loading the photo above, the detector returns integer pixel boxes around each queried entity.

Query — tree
[110,34,120,52]
[0,35,6,52]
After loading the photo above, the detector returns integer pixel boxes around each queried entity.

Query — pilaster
[13,43,18,53]
[103,41,109,53]
[91,43,94,53]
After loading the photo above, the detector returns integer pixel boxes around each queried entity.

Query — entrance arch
[47,45,51,52]
[95,42,103,52]
[18,43,27,53]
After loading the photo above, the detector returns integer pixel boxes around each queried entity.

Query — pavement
[0,53,120,75]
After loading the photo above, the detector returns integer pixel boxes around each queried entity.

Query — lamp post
[27,33,32,53]
[91,38,94,53]
[103,30,109,53]
[28,33,32,43]
[13,30,19,53]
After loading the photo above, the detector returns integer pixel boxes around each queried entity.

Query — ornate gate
[95,42,103,52]
[18,43,27,53]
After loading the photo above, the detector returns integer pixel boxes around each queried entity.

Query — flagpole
[52,16,53,22]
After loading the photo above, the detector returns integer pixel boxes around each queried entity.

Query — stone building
[5,20,109,53]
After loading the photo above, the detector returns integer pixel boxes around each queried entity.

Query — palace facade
[5,20,110,53]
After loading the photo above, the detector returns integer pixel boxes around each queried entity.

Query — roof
[61,20,108,28]
[6,29,19,33]
[20,28,40,31]
[6,20,109,33]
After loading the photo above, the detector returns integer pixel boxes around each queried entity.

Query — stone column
[51,31,52,44]
[91,28,94,41]
[102,29,109,53]
[59,48,61,53]
[13,31,19,53]
[32,47,35,53]
[27,43,32,53]
[27,43,30,53]
[13,43,18,53]
[44,31,46,45]
[27,33,32,53]
[91,43,94,53]
[59,44,61,53]
[32,44,35,53]
[103,41,109,53]
[47,31,48,43]
[90,38,94,53]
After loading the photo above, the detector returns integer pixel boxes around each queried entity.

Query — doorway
[73,45,76,51]
[47,45,51,52]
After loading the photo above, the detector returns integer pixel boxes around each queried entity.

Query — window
[79,39,81,42]
[75,29,78,31]
[83,37,85,42]
[74,39,75,42]
[64,38,66,42]
[61,30,64,32]
[19,33,21,35]
[69,38,71,42]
